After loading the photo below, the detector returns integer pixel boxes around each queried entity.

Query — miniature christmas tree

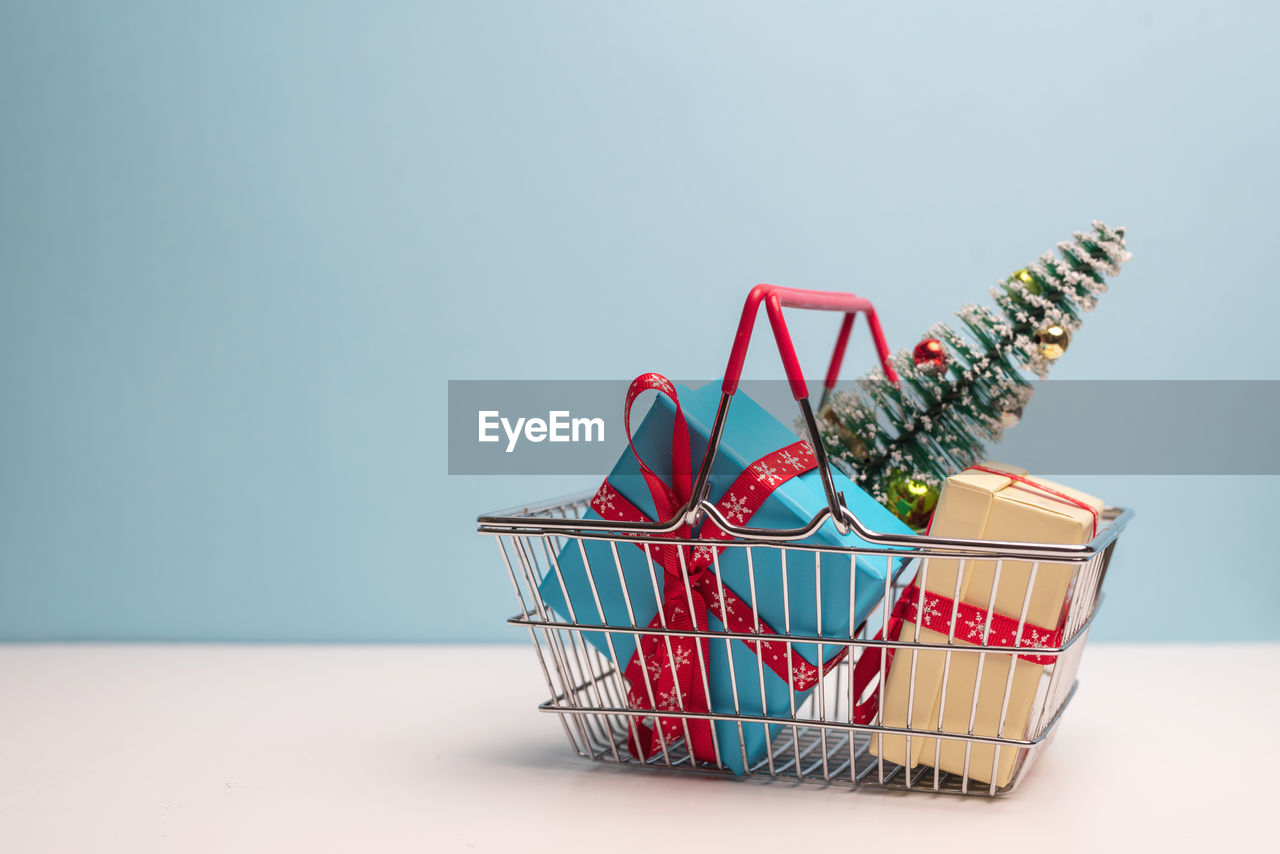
[815,221,1131,530]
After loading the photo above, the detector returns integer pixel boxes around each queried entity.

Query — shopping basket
[477,285,1131,796]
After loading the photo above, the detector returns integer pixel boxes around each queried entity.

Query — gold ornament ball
[884,470,940,532]
[1034,324,1070,360]
[1007,268,1042,301]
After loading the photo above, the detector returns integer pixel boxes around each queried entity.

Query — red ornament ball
[912,337,949,374]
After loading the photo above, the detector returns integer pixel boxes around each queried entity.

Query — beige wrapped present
[869,462,1104,787]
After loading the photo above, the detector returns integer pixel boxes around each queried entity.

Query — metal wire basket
[476,286,1131,796]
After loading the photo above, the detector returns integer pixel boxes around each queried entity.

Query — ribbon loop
[623,373,694,528]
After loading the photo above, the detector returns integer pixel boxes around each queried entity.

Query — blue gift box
[538,381,913,774]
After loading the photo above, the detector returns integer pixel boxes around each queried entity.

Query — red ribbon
[594,374,844,763]
[850,465,1091,725]
[849,584,1066,725]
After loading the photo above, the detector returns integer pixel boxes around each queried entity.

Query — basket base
[545,704,1039,796]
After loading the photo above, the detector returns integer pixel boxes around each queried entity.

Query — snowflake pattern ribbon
[848,581,1065,726]
[891,583,1064,665]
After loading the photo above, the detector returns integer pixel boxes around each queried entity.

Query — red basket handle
[722,285,898,401]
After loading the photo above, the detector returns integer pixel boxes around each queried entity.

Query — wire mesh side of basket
[482,492,1125,796]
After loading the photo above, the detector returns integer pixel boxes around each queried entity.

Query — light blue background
[2,1,1276,641]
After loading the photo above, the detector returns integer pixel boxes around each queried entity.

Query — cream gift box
[869,462,1105,787]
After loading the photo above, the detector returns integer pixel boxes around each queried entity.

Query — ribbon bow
[592,374,843,763]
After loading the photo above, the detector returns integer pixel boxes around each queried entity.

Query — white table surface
[1,643,1274,852]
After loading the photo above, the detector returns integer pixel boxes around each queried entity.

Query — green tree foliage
[817,222,1131,509]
